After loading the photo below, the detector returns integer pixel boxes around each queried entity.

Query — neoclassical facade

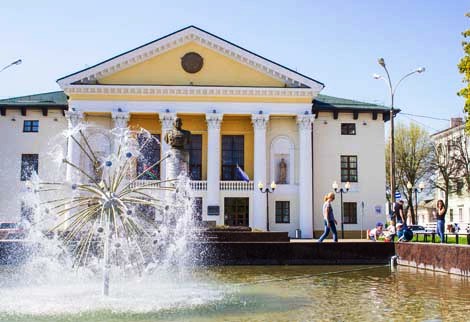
[0,26,389,238]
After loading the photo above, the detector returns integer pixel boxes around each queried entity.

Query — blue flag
[236,164,250,182]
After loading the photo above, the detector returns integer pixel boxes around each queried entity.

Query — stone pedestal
[166,148,189,181]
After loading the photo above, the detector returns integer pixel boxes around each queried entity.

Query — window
[341,123,356,135]
[23,120,39,132]
[341,155,358,182]
[20,154,38,181]
[193,197,203,221]
[222,135,244,180]
[185,134,202,180]
[456,180,464,195]
[137,134,161,180]
[459,208,463,222]
[275,201,290,223]
[449,209,454,222]
[21,201,33,222]
[343,202,357,224]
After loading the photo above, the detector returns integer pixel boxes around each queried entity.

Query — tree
[386,123,433,224]
[458,13,470,131]
[450,134,470,192]
[429,139,461,215]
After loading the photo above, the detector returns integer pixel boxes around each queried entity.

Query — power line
[400,114,440,132]
[400,112,450,122]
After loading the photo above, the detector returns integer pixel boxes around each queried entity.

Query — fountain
[16,118,201,298]
[0,120,469,321]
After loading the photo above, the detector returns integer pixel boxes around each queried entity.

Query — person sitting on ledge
[396,223,413,242]
[384,220,396,242]
[369,222,384,241]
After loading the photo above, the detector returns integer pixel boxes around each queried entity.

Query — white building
[0,26,389,238]
[431,117,470,229]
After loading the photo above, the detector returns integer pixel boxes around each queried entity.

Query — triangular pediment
[57,26,324,91]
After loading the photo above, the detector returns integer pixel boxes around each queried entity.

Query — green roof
[0,91,67,107]
[0,91,392,115]
[314,94,390,111]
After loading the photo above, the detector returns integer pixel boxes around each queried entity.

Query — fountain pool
[0,265,468,321]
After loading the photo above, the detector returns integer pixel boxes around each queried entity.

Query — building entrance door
[224,197,249,226]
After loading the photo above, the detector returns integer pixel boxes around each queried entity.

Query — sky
[0,0,468,132]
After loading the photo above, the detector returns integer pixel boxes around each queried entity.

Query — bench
[444,232,470,245]
[414,231,436,243]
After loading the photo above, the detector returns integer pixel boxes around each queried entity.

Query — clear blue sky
[0,0,467,132]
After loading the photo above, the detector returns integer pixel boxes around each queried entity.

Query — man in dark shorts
[393,200,405,225]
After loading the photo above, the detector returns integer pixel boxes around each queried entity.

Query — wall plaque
[207,205,220,216]
[181,52,204,73]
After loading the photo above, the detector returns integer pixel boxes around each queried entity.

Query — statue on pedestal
[164,117,191,150]
[279,158,287,184]
[164,117,191,180]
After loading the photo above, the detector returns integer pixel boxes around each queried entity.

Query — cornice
[57,27,323,92]
[64,85,314,98]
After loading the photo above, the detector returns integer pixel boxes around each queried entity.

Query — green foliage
[458,12,470,131]
[386,122,433,223]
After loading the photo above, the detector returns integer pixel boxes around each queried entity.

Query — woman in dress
[318,192,338,242]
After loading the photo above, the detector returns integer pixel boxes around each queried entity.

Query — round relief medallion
[181,52,204,73]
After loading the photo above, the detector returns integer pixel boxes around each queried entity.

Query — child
[384,220,396,242]
[369,222,384,241]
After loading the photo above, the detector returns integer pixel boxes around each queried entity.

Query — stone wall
[395,243,470,276]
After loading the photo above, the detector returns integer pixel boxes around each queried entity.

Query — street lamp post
[406,181,425,224]
[373,59,425,213]
[0,59,22,73]
[258,181,277,231]
[332,181,351,239]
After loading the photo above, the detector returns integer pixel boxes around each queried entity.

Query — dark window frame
[224,197,249,226]
[341,123,356,135]
[185,134,202,180]
[341,155,358,182]
[23,120,39,133]
[221,135,245,181]
[20,154,39,181]
[136,134,161,180]
[343,202,357,224]
[275,201,290,223]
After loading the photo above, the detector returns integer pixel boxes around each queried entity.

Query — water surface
[0,265,468,321]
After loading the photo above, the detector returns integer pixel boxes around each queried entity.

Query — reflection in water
[0,265,469,322]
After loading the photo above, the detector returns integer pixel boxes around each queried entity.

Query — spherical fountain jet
[33,126,178,296]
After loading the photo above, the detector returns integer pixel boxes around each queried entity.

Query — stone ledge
[395,243,470,276]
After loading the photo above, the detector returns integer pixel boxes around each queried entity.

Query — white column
[297,114,315,238]
[64,110,84,183]
[252,114,269,230]
[111,111,130,153]
[159,112,176,181]
[63,110,84,229]
[206,113,223,220]
[112,111,130,129]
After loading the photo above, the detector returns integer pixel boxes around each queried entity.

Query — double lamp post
[373,58,425,215]
[332,181,350,239]
[258,181,277,232]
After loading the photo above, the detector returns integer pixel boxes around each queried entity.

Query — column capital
[159,112,177,131]
[65,110,84,128]
[297,114,315,131]
[251,114,270,130]
[206,113,223,130]
[111,111,130,128]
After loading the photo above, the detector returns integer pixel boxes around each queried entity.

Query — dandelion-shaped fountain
[29,118,193,296]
